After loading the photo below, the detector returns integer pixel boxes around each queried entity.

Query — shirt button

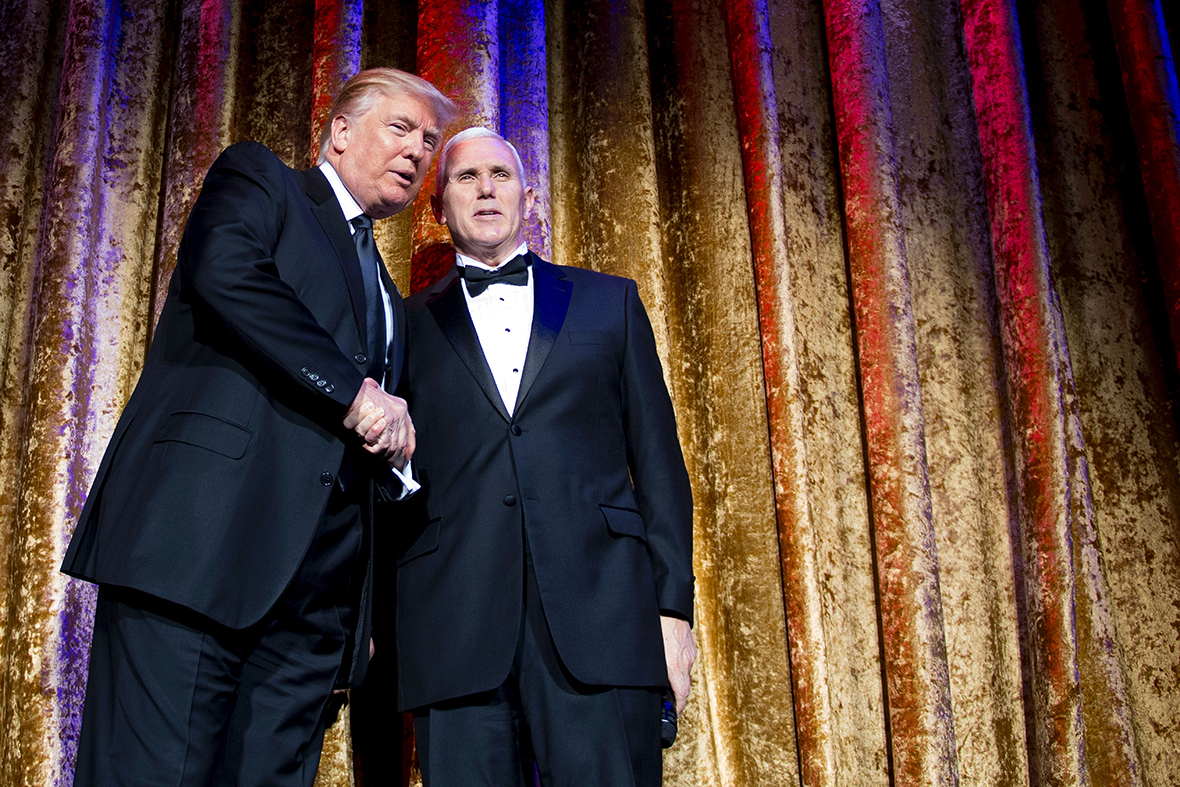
[320,472,333,486]
[511,425,522,436]
[354,353,368,364]
[503,495,517,507]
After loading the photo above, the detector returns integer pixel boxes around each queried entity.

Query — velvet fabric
[2,0,1179,785]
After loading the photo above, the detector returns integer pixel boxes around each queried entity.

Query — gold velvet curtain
[2,0,1179,785]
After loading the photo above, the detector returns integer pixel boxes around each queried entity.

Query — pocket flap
[155,411,251,459]
[397,518,441,566]
[600,504,646,540]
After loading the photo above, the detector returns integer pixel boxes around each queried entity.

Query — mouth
[390,169,416,187]
[474,209,501,218]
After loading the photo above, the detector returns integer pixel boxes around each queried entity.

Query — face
[328,92,442,219]
[432,136,535,266]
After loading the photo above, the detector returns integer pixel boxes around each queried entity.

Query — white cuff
[390,457,420,500]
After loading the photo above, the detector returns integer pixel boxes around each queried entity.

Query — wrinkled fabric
[2,0,1179,786]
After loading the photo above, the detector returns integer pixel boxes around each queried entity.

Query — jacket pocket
[154,411,252,459]
[397,518,441,566]
[600,504,646,541]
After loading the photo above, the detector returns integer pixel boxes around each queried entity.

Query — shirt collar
[318,160,364,224]
[456,243,529,272]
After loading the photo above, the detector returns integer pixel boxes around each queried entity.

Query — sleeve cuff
[390,457,420,500]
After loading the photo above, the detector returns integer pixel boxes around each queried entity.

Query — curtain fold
[3,0,1180,785]
[725,0,836,784]
[824,0,960,783]
[1105,0,1180,372]
[644,1,797,783]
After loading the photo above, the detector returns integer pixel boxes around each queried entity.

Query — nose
[477,173,494,195]
[402,131,426,162]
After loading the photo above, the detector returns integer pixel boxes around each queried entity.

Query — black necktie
[461,253,530,297]
[351,215,385,379]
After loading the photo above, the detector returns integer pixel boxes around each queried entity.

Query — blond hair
[317,68,456,164]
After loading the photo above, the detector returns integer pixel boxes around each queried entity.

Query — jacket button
[354,353,367,364]
[503,495,517,507]
[510,425,522,436]
[320,472,333,486]
[301,367,311,377]
[325,384,335,393]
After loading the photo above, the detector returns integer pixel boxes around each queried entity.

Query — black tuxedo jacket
[63,143,404,660]
[395,255,693,711]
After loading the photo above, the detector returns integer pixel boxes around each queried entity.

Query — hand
[661,615,696,714]
[343,378,416,466]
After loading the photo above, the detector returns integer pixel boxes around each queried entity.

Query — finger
[362,410,387,440]
[356,410,383,438]
[362,419,387,446]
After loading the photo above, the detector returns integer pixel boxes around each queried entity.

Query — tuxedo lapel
[514,257,571,413]
[302,167,367,345]
[426,272,511,421]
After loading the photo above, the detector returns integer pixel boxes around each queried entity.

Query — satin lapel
[302,167,367,344]
[514,257,571,414]
[426,272,511,421]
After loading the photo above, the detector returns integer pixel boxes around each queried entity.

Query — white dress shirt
[456,243,532,416]
[319,161,417,496]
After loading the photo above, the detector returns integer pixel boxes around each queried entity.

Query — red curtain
[2,0,1179,784]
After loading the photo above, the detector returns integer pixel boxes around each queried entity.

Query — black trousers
[73,482,367,787]
[413,555,663,787]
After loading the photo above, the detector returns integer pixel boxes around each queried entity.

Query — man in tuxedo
[61,68,453,786]
[397,127,697,786]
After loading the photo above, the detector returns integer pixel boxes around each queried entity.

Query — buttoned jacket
[395,255,693,711]
[63,142,404,651]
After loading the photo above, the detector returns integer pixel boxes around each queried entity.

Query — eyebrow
[452,163,514,177]
[385,113,440,138]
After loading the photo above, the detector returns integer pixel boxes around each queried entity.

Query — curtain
[2,0,1178,785]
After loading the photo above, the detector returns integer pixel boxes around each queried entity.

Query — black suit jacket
[395,255,693,711]
[63,143,404,672]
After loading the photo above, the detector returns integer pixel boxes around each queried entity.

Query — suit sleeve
[177,142,364,413]
[620,280,695,624]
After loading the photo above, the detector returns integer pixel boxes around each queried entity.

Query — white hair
[434,127,527,194]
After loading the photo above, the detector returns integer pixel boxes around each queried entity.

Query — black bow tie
[461,254,530,297]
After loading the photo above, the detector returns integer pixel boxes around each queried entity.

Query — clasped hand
[343,378,415,469]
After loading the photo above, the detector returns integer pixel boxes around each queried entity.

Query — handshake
[343,377,415,470]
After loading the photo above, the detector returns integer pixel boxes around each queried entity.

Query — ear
[523,186,536,220]
[329,114,350,155]
[431,192,447,225]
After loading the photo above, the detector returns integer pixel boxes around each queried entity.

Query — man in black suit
[61,68,453,786]
[397,127,697,786]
